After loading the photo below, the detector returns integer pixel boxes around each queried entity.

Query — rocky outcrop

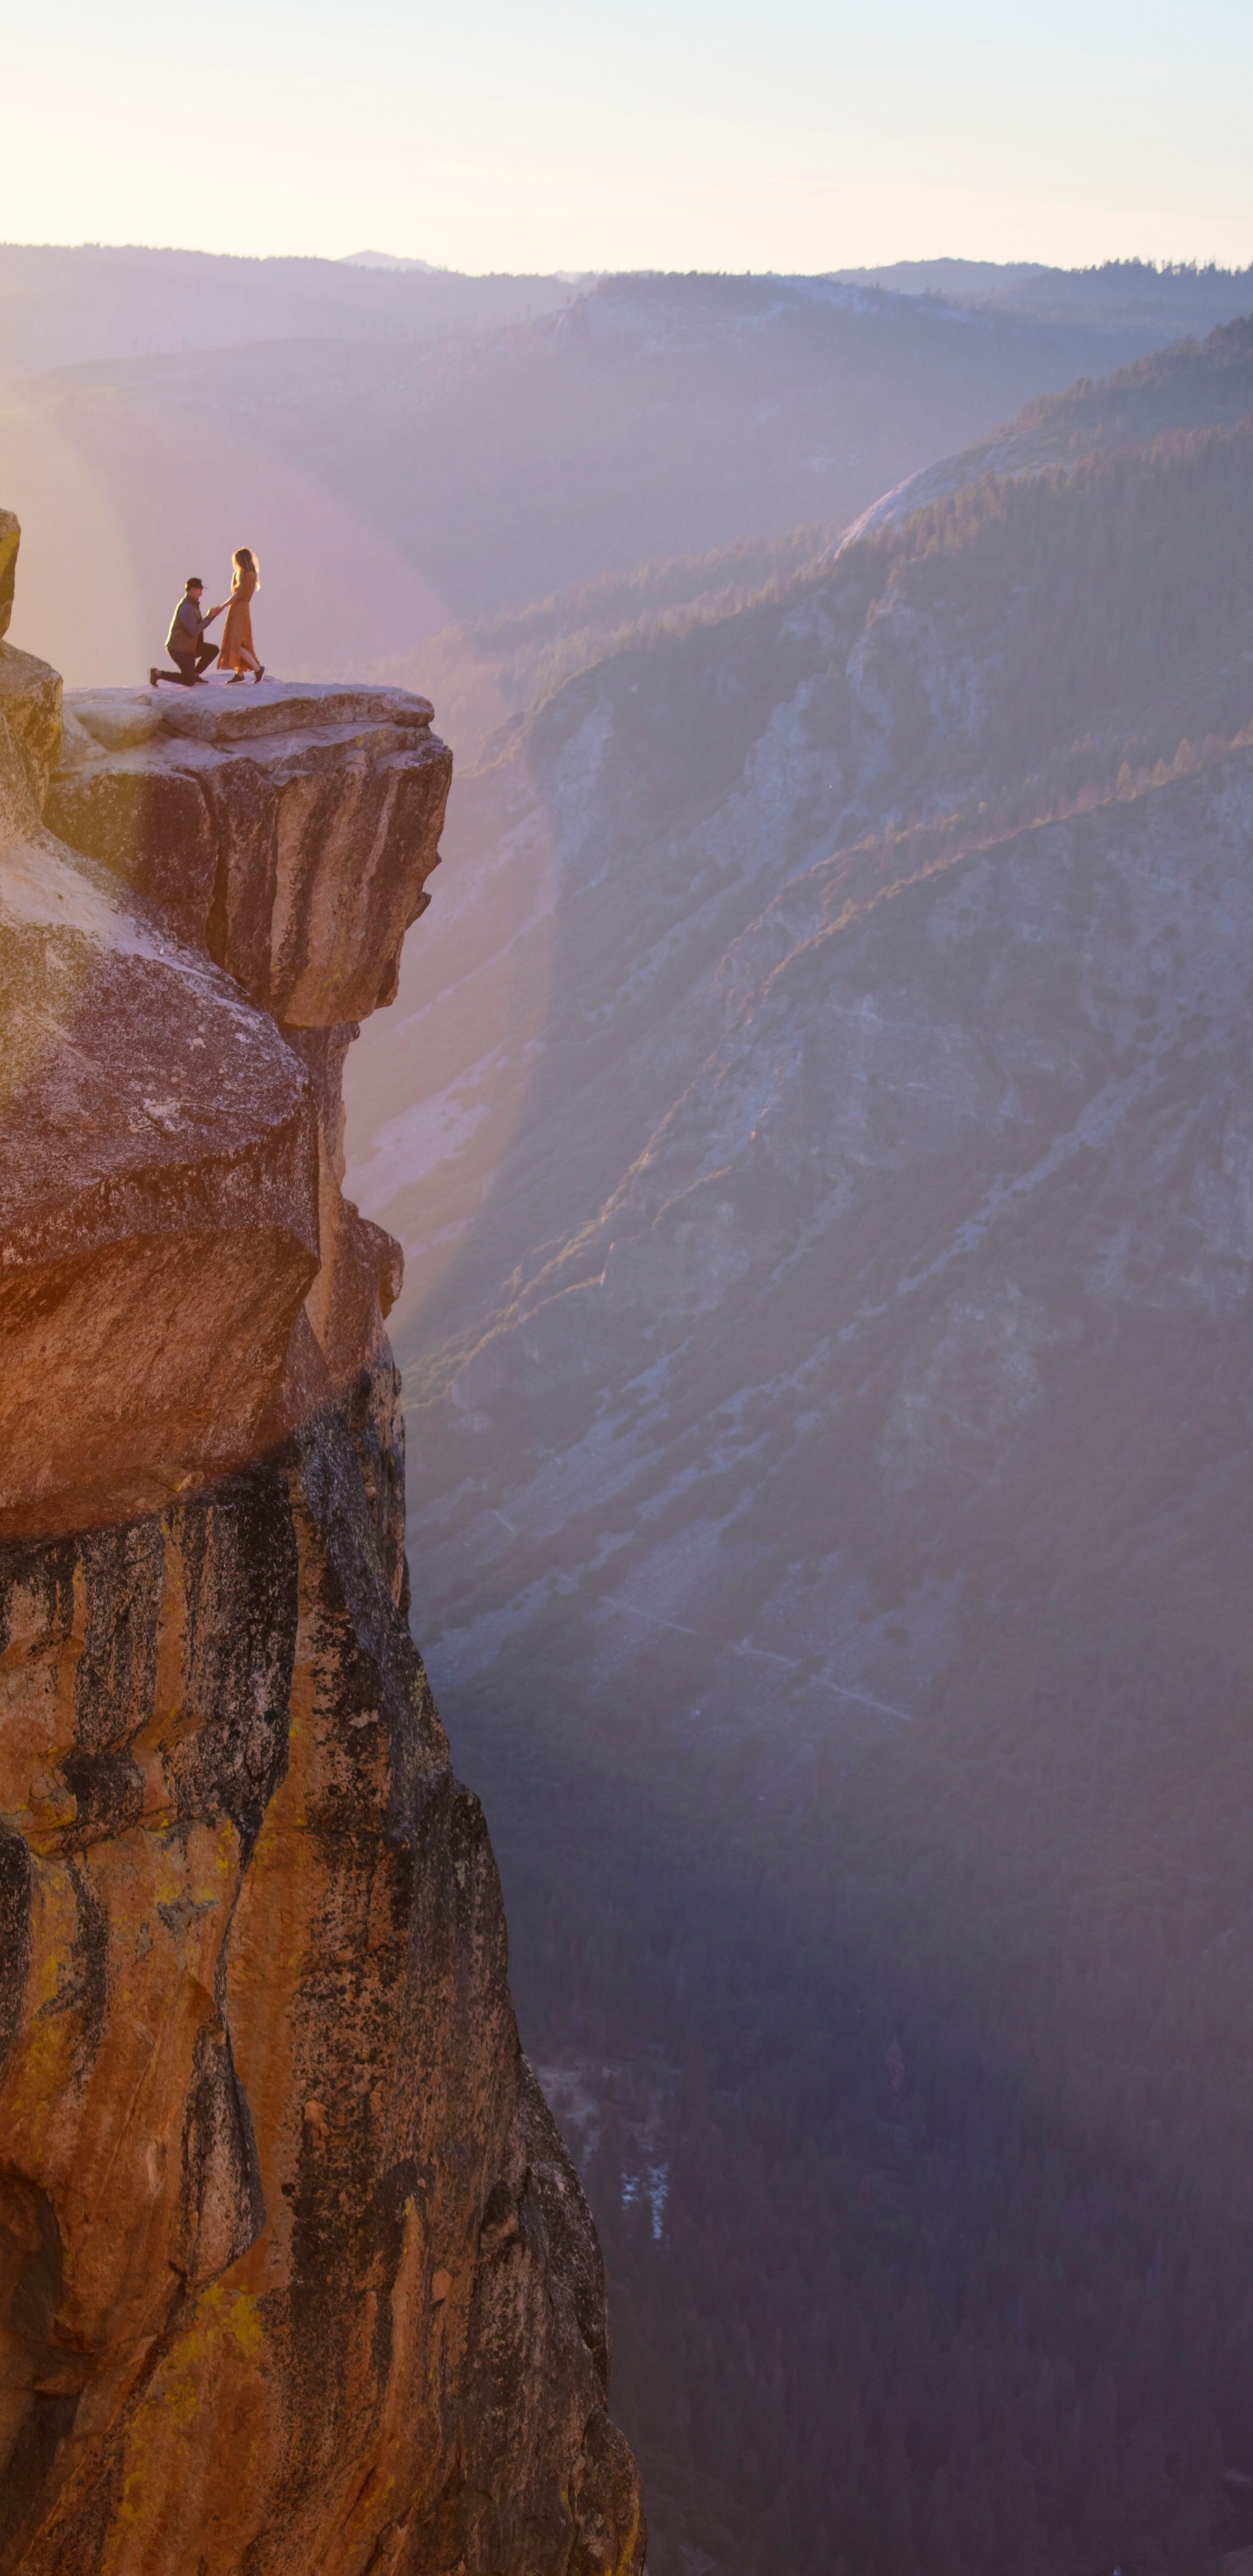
[48,682,448,1022]
[0,665,446,1542]
[0,530,644,2576]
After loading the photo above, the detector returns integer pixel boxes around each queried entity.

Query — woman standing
[218,547,265,684]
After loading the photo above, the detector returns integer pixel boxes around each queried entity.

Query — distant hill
[4,246,1248,392]
[834,258,1049,299]
[836,254,1253,337]
[0,268,1232,686]
[0,242,581,381]
[339,251,441,272]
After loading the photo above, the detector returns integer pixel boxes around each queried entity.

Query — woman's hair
[232,547,260,587]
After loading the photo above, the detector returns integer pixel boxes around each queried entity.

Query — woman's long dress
[218,567,258,671]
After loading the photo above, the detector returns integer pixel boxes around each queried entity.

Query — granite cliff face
[0,532,643,2576]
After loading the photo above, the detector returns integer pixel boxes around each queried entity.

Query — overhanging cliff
[0,529,644,2576]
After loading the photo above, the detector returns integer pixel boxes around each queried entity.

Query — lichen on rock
[0,520,644,2576]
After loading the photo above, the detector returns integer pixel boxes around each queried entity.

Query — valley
[340,317,1253,2575]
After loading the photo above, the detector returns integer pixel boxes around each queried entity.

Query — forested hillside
[380,317,1253,771]
[351,375,1253,1364]
[377,524,842,766]
[837,256,1253,339]
[849,314,1253,542]
[344,325,1253,2574]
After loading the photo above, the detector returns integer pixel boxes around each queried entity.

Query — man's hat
[186,576,204,588]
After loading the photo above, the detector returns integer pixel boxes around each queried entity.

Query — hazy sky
[3,0,1250,274]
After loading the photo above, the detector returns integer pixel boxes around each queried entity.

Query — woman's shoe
[254,666,265,684]
[227,672,245,684]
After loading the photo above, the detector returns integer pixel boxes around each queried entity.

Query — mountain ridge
[6,268,1250,690]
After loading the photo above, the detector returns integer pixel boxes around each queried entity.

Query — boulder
[0,648,451,1536]
[0,648,321,1541]
[48,681,451,1024]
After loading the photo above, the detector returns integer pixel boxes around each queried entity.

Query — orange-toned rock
[0,512,17,641]
[0,647,321,1543]
[0,1360,642,2576]
[48,680,450,1024]
[283,1020,405,1401]
[0,525,644,2573]
[0,654,446,1539]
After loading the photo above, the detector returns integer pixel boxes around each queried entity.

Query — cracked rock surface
[0,531,644,2576]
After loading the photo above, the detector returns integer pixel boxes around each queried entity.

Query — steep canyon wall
[0,531,644,2576]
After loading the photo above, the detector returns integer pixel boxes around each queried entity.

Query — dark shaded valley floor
[448,1616,1253,2576]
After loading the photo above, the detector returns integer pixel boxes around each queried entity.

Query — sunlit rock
[0,1363,642,2576]
[49,681,449,1024]
[0,647,320,1540]
[0,520,643,2576]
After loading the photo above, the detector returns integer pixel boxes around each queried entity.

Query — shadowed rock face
[0,532,643,2576]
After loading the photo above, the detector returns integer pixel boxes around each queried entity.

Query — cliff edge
[0,530,645,2576]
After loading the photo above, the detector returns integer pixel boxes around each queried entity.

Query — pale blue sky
[3,0,1250,273]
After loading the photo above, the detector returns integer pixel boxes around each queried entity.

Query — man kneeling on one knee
[151,578,224,688]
